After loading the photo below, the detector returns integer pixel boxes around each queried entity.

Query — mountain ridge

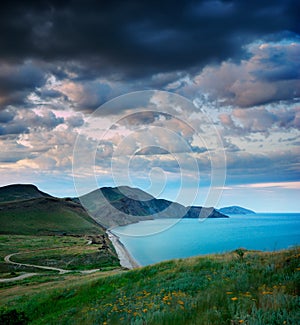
[0,184,228,231]
[79,186,228,228]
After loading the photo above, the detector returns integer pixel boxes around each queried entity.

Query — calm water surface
[112,213,300,266]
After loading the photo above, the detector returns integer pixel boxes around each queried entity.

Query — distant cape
[218,206,255,215]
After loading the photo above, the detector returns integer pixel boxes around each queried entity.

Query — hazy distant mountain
[218,206,255,215]
[80,186,228,228]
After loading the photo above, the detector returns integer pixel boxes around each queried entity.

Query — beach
[107,230,140,269]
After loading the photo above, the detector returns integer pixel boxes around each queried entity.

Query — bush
[0,309,29,325]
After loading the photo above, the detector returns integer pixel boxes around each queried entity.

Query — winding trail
[0,272,38,283]
[4,253,73,274]
[1,236,137,283]
[1,251,101,282]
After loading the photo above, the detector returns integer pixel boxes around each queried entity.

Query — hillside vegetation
[0,184,107,236]
[0,184,121,277]
[0,248,299,324]
[0,197,105,236]
[0,184,51,203]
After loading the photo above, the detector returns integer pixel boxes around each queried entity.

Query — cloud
[219,105,300,136]
[54,80,112,112]
[0,109,15,123]
[0,61,46,109]
[174,39,300,108]
[0,1,299,76]
[135,146,170,156]
[1,124,81,174]
[232,108,278,133]
[65,115,84,128]
[241,181,300,189]
[225,148,300,184]
[0,108,64,136]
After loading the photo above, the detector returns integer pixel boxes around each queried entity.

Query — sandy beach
[107,230,140,269]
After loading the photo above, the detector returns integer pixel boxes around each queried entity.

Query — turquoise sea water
[112,213,300,266]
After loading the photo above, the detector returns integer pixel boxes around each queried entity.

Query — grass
[0,247,299,324]
[0,197,105,236]
[0,235,120,285]
[0,184,49,203]
[12,246,119,271]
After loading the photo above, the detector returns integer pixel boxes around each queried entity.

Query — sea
[111,213,300,266]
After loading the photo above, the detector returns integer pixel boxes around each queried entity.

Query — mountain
[0,185,105,235]
[0,184,228,233]
[80,186,228,228]
[0,184,51,203]
[218,206,255,215]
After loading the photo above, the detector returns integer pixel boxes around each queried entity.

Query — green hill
[0,184,107,236]
[0,184,120,273]
[0,184,51,203]
[0,197,105,236]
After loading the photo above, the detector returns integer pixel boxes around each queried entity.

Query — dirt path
[1,252,101,282]
[0,272,38,283]
[4,253,73,274]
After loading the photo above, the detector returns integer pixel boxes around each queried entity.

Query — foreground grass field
[1,247,299,324]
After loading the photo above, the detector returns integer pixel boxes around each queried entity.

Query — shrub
[0,309,29,325]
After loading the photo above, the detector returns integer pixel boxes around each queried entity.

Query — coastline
[107,229,140,269]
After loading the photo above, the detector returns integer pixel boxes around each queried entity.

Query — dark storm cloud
[0,61,46,109]
[0,0,299,76]
[0,108,64,136]
[225,149,300,184]
[0,110,14,123]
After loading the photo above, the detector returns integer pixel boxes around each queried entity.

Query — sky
[0,0,299,212]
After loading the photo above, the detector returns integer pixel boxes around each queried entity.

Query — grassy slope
[0,248,299,324]
[0,184,121,277]
[0,184,51,203]
[0,197,105,235]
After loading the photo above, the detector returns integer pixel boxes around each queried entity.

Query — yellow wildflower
[226,291,233,295]
[231,297,238,301]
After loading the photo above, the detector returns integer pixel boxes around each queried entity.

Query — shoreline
[107,230,140,269]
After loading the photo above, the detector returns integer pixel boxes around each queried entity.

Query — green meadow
[1,247,299,324]
[0,235,120,287]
